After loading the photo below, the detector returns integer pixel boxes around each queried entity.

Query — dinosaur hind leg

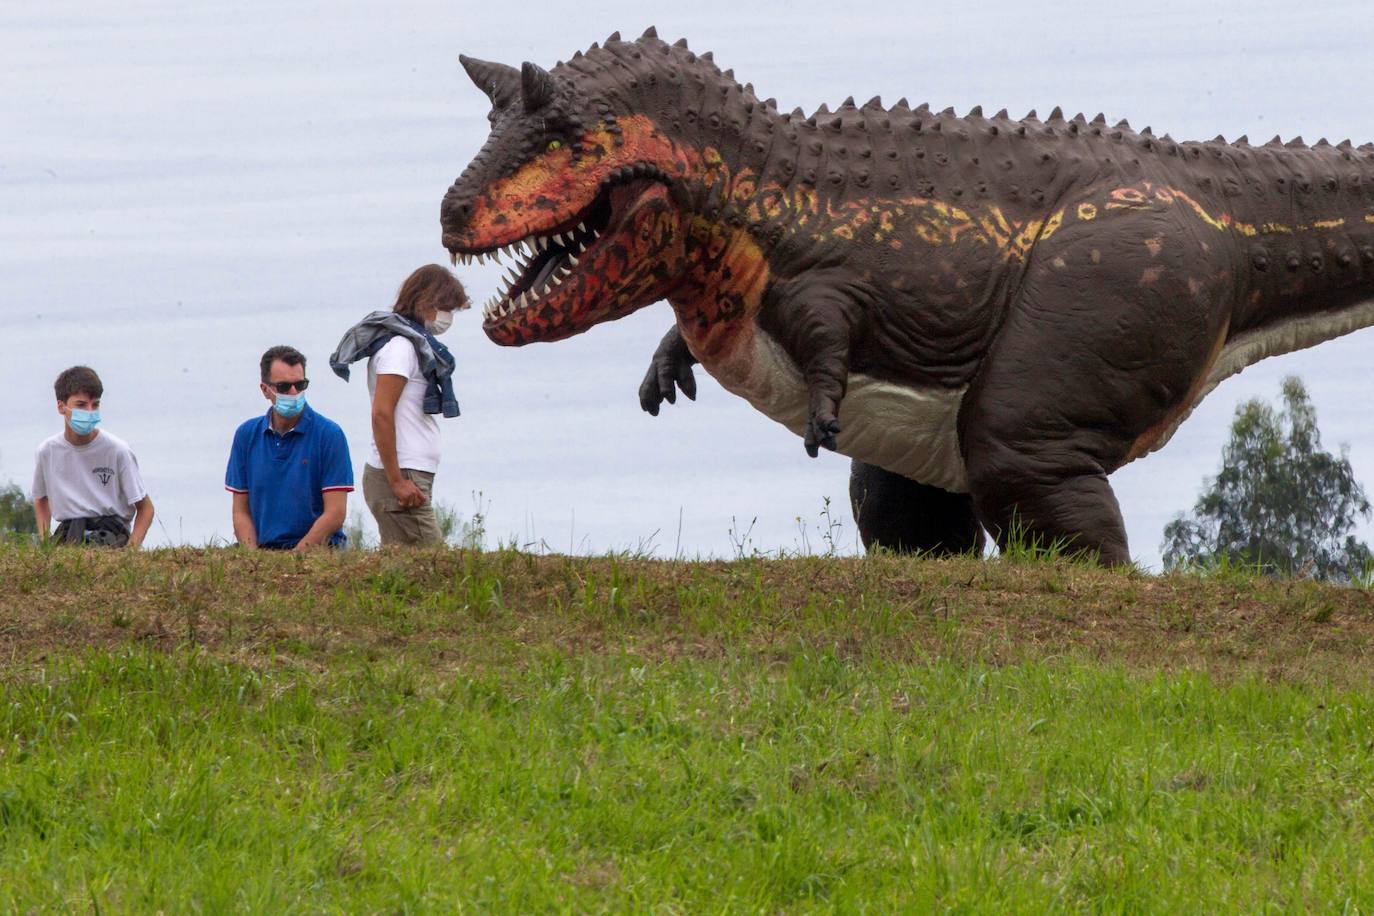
[965,443,1131,564]
[958,211,1228,566]
[848,460,986,555]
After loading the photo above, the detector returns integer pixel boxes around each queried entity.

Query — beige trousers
[363,463,443,546]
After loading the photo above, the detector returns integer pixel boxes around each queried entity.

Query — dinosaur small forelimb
[803,374,844,457]
[639,325,698,416]
[773,283,861,459]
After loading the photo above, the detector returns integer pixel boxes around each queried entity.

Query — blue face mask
[274,392,306,418]
[68,408,101,435]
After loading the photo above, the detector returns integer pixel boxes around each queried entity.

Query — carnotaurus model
[440,28,1374,564]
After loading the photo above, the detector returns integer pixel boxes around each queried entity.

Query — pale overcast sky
[2,0,1371,566]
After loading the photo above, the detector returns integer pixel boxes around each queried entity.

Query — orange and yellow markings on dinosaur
[474,116,1374,303]
[1104,181,1372,239]
[809,197,1055,264]
[467,115,698,243]
[807,179,1374,263]
[1107,184,1258,235]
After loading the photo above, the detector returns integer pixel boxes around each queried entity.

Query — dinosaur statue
[440,28,1374,564]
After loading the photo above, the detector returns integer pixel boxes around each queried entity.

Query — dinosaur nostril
[442,198,473,223]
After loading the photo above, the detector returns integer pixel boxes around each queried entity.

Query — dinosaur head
[441,52,693,345]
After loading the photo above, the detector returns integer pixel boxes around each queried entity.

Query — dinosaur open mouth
[445,170,666,330]
[470,192,613,324]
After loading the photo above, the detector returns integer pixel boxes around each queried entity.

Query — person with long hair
[330,265,468,545]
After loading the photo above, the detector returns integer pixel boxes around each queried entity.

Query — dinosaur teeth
[449,252,457,266]
[567,254,579,267]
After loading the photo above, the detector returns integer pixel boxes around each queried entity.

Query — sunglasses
[266,379,310,394]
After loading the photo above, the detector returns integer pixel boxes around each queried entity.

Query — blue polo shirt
[224,404,354,549]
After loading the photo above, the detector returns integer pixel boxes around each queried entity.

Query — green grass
[2,545,1374,911]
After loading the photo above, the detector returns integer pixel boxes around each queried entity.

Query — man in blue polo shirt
[225,345,354,549]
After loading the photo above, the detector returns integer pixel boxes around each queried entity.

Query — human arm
[225,425,257,547]
[117,448,153,549]
[34,496,51,542]
[32,452,50,541]
[128,496,154,549]
[371,373,426,509]
[294,421,354,550]
[293,490,347,550]
[230,491,258,548]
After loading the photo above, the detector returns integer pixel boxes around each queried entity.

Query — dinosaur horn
[521,61,556,112]
[460,55,520,109]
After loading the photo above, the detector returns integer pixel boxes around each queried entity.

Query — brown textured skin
[441,29,1374,565]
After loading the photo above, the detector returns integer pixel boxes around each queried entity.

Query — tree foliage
[0,484,37,537]
[1161,377,1372,581]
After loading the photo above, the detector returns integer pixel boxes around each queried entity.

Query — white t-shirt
[366,336,442,474]
[32,429,148,523]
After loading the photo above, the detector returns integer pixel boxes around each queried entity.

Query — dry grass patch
[0,544,1371,683]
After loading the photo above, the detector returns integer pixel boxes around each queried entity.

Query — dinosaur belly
[704,330,970,492]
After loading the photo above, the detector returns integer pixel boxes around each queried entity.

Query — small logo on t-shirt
[93,466,114,485]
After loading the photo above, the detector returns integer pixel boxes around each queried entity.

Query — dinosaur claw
[804,415,841,457]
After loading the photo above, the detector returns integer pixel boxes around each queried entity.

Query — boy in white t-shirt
[32,366,155,548]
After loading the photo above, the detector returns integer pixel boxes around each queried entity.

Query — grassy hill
[2,545,1373,910]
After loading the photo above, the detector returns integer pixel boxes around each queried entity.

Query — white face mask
[426,310,454,335]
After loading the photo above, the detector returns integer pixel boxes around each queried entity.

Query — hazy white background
[3,0,1371,565]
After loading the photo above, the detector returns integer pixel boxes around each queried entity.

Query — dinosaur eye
[547,140,562,152]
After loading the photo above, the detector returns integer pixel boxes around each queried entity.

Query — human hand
[391,477,427,509]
